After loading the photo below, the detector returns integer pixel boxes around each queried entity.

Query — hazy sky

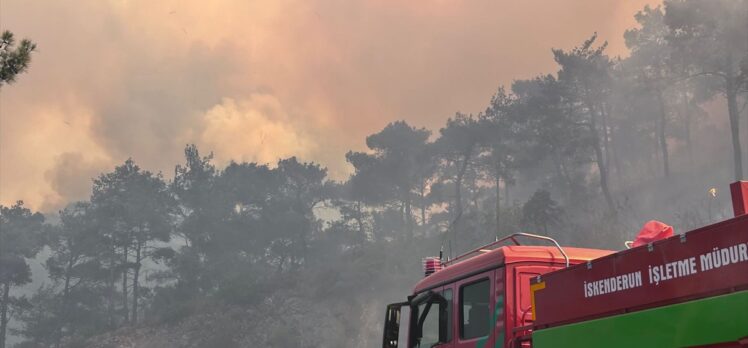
[1,0,659,212]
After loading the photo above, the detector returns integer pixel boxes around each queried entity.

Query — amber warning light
[423,257,443,277]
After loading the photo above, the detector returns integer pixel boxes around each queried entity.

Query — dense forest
[1,1,747,347]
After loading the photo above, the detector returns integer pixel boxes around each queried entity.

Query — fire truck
[382,181,748,348]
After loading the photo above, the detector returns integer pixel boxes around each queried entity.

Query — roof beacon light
[422,257,443,277]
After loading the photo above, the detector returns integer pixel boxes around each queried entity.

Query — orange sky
[0,0,660,212]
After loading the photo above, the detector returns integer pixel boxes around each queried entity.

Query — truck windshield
[416,301,439,347]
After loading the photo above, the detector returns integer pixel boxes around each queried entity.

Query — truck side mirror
[383,302,408,348]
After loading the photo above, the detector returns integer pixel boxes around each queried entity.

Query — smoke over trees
[664,0,748,180]
[1,0,747,347]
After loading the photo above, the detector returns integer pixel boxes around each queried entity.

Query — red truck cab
[382,233,612,348]
[383,181,748,348]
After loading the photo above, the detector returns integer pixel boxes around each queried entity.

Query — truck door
[513,265,557,329]
[455,271,496,348]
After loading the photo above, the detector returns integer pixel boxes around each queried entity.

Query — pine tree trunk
[605,104,624,185]
[0,281,10,348]
[56,255,75,348]
[652,121,660,177]
[451,147,473,251]
[132,242,141,325]
[405,196,413,240]
[471,177,479,210]
[122,245,129,324]
[356,201,365,243]
[656,90,670,178]
[107,250,115,329]
[682,91,694,163]
[726,80,744,180]
[453,151,471,232]
[610,125,624,186]
[504,180,510,207]
[601,103,613,184]
[552,154,573,193]
[420,183,427,227]
[593,140,615,212]
[495,173,501,238]
[586,100,615,212]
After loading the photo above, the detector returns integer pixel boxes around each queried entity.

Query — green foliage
[0,202,44,348]
[521,190,563,235]
[0,31,36,86]
[346,121,436,242]
[90,159,176,326]
[0,202,44,285]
